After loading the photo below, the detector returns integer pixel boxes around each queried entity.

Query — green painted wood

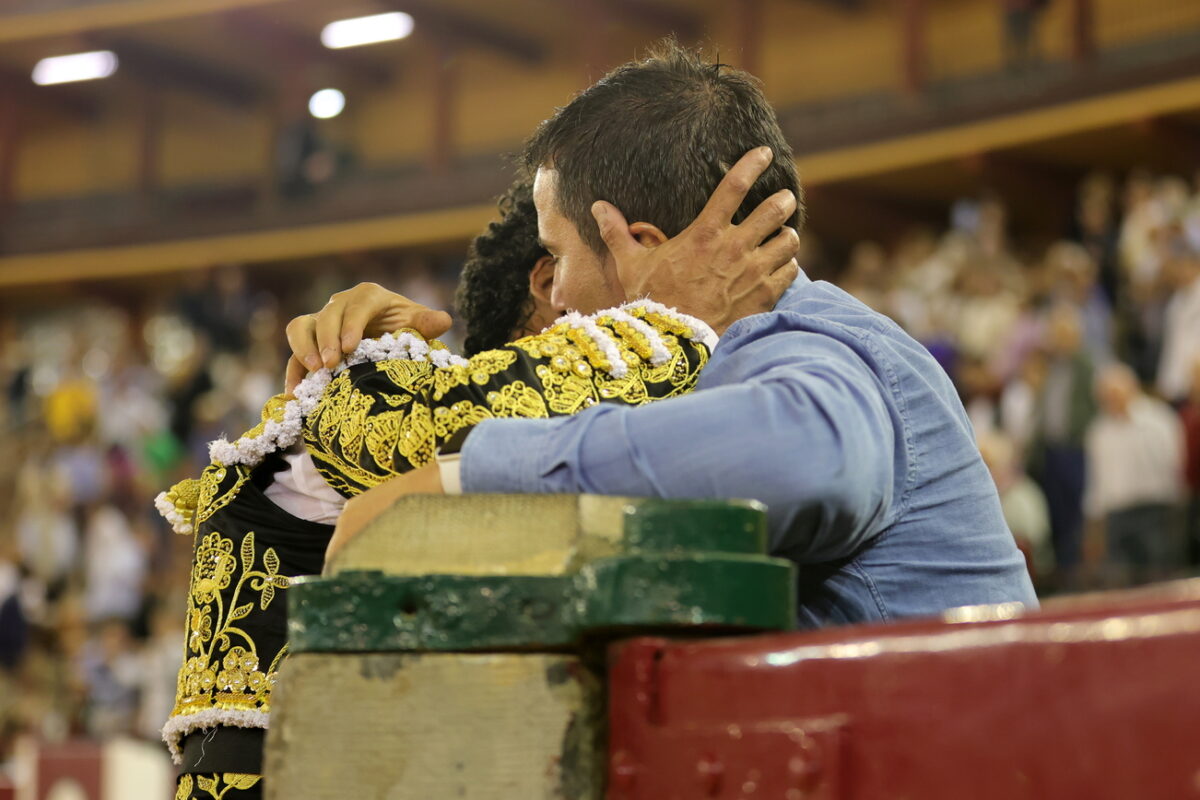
[290,554,795,652]
[288,498,795,653]
[577,554,795,632]
[620,499,768,555]
[289,572,573,652]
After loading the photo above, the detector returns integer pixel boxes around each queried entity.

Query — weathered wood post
[264,495,795,799]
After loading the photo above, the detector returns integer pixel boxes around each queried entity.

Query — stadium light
[309,88,346,119]
[32,50,118,85]
[320,12,414,49]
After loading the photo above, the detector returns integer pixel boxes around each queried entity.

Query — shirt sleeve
[461,327,897,563]
[303,301,713,497]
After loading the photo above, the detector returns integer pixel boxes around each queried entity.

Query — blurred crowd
[826,168,1200,591]
[2,169,1199,770]
[0,258,459,770]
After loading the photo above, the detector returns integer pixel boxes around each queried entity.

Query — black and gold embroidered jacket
[158,301,714,773]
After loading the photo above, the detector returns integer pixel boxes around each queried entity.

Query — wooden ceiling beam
[787,0,864,8]
[89,35,262,107]
[380,1,545,65]
[0,66,99,118]
[224,10,393,87]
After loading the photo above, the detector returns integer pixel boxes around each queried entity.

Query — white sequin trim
[558,310,630,379]
[623,298,718,350]
[549,300,717,374]
[154,491,193,536]
[600,308,673,366]
[166,302,708,530]
[202,333,467,471]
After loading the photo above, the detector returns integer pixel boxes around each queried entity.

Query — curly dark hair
[454,180,547,356]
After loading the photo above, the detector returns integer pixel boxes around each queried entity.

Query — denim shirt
[462,273,1038,627]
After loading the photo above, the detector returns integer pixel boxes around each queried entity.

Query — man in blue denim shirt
[303,44,1037,626]
[460,268,1038,626]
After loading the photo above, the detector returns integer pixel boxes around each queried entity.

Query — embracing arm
[459,329,897,563]
[302,301,714,497]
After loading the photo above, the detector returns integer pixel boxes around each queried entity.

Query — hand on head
[591,147,800,336]
[284,282,452,393]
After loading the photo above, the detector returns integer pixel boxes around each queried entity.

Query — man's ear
[627,222,668,248]
[528,254,556,304]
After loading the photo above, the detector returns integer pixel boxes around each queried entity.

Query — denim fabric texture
[462,272,1038,627]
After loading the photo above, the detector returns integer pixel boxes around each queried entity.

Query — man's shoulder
[761,279,931,367]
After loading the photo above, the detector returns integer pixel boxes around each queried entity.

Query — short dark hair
[523,39,803,254]
[454,180,547,356]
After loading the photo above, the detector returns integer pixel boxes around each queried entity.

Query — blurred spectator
[80,619,142,738]
[1181,359,1200,565]
[1000,349,1046,451]
[81,501,147,623]
[954,259,1020,366]
[0,542,28,672]
[14,465,77,612]
[1084,364,1184,584]
[176,267,259,354]
[840,241,890,313]
[1044,241,1113,367]
[1156,253,1200,403]
[137,602,184,742]
[978,430,1053,584]
[1000,0,1048,71]
[2,162,1199,773]
[1118,170,1159,286]
[1027,304,1096,583]
[1071,172,1121,306]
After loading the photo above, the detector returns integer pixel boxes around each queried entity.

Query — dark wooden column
[0,87,21,235]
[899,0,926,95]
[1069,0,1095,63]
[429,37,458,174]
[137,86,162,206]
[259,58,304,214]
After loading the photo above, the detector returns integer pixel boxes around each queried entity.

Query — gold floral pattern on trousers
[177,773,261,799]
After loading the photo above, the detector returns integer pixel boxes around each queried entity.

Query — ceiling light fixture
[32,50,119,85]
[309,88,346,119]
[320,12,414,49]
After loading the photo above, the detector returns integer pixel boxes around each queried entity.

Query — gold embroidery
[163,477,201,532]
[605,317,656,360]
[431,349,517,400]
[375,359,432,389]
[174,530,289,718]
[536,363,599,415]
[566,328,612,374]
[431,364,472,401]
[167,309,710,756]
[486,381,549,418]
[194,466,250,531]
[181,773,261,799]
[395,401,435,466]
[433,400,494,439]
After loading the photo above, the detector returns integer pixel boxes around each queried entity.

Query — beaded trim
[154,302,715,534]
[162,708,271,766]
[155,492,194,536]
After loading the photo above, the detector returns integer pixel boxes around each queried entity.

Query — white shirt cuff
[437,452,464,495]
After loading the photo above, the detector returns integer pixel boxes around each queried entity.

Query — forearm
[462,367,896,561]
[303,301,713,496]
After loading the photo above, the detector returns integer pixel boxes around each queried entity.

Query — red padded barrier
[607,580,1200,799]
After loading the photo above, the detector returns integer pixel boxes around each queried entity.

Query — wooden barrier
[607,579,1200,799]
[264,495,794,799]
